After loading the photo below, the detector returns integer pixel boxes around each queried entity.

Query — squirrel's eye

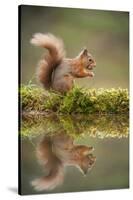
[89,58,92,62]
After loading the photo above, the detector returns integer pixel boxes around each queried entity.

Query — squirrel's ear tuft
[79,48,88,57]
[83,48,88,55]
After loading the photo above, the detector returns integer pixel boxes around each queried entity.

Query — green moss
[20,85,129,114]
[20,84,47,111]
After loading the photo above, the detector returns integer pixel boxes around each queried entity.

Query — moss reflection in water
[21,113,129,139]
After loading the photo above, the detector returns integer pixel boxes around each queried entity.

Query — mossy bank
[20,84,129,114]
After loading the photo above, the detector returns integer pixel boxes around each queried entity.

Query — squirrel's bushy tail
[30,33,65,89]
[31,166,64,191]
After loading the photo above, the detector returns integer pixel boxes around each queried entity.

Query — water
[20,113,129,195]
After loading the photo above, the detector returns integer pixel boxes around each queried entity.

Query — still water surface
[20,114,129,195]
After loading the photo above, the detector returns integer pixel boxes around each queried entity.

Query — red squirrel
[30,33,96,93]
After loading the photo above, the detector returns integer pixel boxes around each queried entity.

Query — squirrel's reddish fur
[30,33,96,93]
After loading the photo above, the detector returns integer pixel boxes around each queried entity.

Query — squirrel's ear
[79,48,88,58]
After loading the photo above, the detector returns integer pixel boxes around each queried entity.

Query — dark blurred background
[20,5,129,89]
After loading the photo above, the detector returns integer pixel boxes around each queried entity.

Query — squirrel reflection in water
[31,133,96,191]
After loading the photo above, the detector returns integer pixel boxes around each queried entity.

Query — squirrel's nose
[93,61,96,67]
